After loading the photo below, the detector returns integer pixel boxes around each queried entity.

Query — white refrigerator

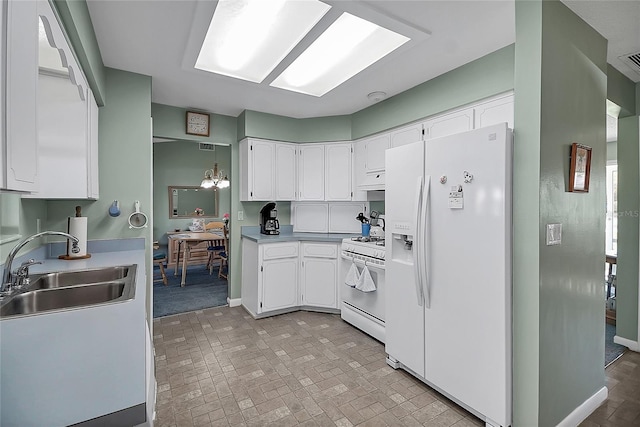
[385,123,512,427]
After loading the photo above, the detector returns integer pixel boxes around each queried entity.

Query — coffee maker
[260,202,280,235]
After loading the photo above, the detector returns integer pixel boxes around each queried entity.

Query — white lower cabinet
[241,239,339,317]
[300,243,338,309]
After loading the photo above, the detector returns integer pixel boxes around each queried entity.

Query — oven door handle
[342,255,385,271]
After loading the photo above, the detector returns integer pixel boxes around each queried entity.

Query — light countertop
[0,238,148,426]
[241,225,358,243]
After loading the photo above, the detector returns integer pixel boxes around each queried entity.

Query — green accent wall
[238,110,351,143]
[617,113,640,342]
[46,67,153,313]
[52,0,106,106]
[151,103,237,145]
[153,142,231,246]
[513,1,542,422]
[351,44,515,139]
[607,65,636,118]
[515,1,608,425]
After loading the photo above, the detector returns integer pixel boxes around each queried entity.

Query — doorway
[152,139,232,318]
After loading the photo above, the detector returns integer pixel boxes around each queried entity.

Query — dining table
[167,231,224,286]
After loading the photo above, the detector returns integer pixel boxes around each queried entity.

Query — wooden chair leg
[157,259,167,285]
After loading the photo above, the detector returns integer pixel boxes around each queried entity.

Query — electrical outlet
[36,218,41,234]
[238,211,244,221]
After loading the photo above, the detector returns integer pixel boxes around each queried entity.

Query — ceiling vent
[199,143,215,151]
[619,52,640,76]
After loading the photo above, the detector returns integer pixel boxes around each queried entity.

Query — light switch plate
[546,223,562,246]
[238,211,244,221]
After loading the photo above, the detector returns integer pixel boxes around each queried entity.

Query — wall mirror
[168,186,219,219]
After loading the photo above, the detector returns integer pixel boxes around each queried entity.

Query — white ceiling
[86,0,639,120]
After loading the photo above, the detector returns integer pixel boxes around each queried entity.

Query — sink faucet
[1,231,79,295]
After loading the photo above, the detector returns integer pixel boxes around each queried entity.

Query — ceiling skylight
[270,12,410,97]
[195,0,330,83]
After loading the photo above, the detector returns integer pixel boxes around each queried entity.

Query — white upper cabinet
[298,144,325,201]
[355,134,389,190]
[275,142,296,201]
[2,0,39,192]
[325,143,352,201]
[473,93,514,130]
[23,1,100,199]
[423,107,475,140]
[390,123,423,148]
[240,138,275,201]
[240,138,299,202]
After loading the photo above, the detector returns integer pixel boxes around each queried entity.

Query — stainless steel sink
[0,265,136,319]
[28,266,130,290]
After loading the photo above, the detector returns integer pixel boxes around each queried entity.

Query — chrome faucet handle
[14,259,42,288]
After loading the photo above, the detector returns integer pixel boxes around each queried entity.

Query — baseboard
[613,335,640,351]
[556,387,607,427]
[227,297,241,307]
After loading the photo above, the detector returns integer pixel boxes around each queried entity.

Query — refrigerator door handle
[421,176,431,308]
[412,176,424,306]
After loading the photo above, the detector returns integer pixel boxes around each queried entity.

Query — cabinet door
[363,134,390,173]
[325,143,352,201]
[87,88,99,199]
[3,0,38,192]
[298,145,324,201]
[390,123,423,148]
[261,257,298,312]
[251,140,275,201]
[474,94,514,130]
[275,143,296,201]
[28,72,88,199]
[423,107,474,140]
[301,257,337,309]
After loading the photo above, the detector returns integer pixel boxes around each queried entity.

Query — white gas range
[340,237,386,343]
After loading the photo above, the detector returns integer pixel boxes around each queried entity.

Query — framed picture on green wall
[569,143,592,192]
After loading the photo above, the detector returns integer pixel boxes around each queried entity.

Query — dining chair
[205,221,225,275]
[152,241,168,285]
[218,225,229,280]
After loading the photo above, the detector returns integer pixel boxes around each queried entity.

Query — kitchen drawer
[261,242,299,260]
[301,243,337,259]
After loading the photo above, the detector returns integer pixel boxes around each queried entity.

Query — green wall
[617,112,640,342]
[607,65,636,118]
[512,1,543,421]
[151,103,237,145]
[238,110,352,143]
[515,1,608,425]
[351,44,515,139]
[153,142,231,246]
[46,67,153,313]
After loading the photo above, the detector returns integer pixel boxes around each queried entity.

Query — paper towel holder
[128,201,148,229]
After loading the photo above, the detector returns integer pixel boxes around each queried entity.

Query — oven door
[340,254,385,323]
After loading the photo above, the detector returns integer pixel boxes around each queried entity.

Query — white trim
[556,387,608,427]
[227,297,242,307]
[614,335,640,352]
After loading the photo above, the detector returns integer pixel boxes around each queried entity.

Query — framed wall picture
[569,143,592,192]
[186,111,210,137]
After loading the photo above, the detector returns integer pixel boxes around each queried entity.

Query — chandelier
[200,163,230,189]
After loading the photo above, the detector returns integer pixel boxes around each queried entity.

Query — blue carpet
[153,264,228,318]
[605,322,626,366]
